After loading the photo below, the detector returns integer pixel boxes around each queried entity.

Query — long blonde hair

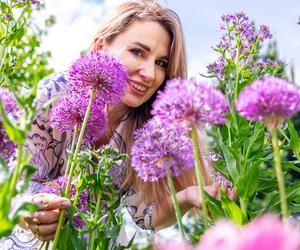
[92,0,195,214]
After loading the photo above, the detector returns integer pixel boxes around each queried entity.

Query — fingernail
[62,201,70,208]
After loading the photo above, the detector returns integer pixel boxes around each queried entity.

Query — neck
[106,102,130,127]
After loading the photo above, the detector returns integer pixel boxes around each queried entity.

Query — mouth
[127,80,147,95]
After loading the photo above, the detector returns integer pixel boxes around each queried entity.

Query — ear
[91,37,104,52]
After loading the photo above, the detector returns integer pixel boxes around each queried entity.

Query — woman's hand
[185,181,237,208]
[20,193,71,241]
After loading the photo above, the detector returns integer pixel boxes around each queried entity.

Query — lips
[127,80,148,95]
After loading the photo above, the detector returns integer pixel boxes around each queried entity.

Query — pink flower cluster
[157,215,300,250]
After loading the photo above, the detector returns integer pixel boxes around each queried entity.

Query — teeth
[128,81,147,92]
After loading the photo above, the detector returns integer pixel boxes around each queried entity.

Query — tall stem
[270,127,288,219]
[166,167,185,239]
[52,89,96,250]
[9,144,23,196]
[191,124,209,229]
[64,125,79,176]
[88,191,102,250]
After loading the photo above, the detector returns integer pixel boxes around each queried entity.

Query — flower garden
[1,1,300,249]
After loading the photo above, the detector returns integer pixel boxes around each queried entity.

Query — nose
[139,62,155,83]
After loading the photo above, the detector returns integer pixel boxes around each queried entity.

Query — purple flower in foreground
[68,51,128,105]
[239,215,300,250]
[152,78,229,129]
[41,176,89,228]
[197,215,300,250]
[198,220,240,250]
[236,76,300,128]
[0,88,21,162]
[51,93,107,143]
[131,117,194,182]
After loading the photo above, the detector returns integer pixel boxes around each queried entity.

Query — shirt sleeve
[24,72,70,186]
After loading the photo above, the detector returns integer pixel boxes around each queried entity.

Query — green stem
[239,197,247,221]
[45,242,49,250]
[270,127,288,219]
[9,144,23,196]
[234,42,241,100]
[191,124,209,229]
[166,167,185,239]
[64,125,79,176]
[52,89,96,250]
[88,191,102,250]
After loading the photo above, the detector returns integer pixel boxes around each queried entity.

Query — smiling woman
[0,0,233,249]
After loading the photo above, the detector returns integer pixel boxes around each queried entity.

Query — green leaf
[206,192,225,221]
[236,161,260,199]
[219,143,240,183]
[0,101,25,144]
[220,190,244,225]
[288,119,300,156]
[0,157,10,185]
[267,183,300,210]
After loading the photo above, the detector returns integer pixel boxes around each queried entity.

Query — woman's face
[99,20,171,108]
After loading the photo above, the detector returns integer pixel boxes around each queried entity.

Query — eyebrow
[131,41,169,60]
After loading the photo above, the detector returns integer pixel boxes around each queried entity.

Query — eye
[156,60,168,69]
[130,48,144,57]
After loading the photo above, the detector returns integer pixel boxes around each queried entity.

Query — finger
[229,188,238,201]
[38,233,55,242]
[204,184,218,198]
[24,210,61,225]
[32,193,71,210]
[28,222,58,236]
[221,181,228,193]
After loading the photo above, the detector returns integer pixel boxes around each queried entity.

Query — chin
[121,97,142,108]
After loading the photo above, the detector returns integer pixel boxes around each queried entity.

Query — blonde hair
[92,0,194,216]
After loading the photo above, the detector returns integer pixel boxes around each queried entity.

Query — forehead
[111,20,171,56]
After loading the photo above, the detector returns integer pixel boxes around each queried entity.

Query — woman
[1,0,235,248]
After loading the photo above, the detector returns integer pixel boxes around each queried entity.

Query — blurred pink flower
[156,240,193,250]
[238,215,300,250]
[197,220,240,250]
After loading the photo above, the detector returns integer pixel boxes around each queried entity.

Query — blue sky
[36,0,300,83]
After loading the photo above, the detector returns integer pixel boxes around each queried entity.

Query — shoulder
[37,71,69,102]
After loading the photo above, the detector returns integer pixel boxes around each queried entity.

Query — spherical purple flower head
[152,78,229,129]
[41,176,89,228]
[0,88,22,162]
[131,117,194,182]
[50,92,107,143]
[236,76,300,129]
[68,50,128,106]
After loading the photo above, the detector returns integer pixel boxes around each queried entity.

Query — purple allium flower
[68,51,128,106]
[0,88,22,162]
[41,176,89,228]
[152,78,229,129]
[236,76,300,128]
[131,117,194,182]
[50,93,107,143]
